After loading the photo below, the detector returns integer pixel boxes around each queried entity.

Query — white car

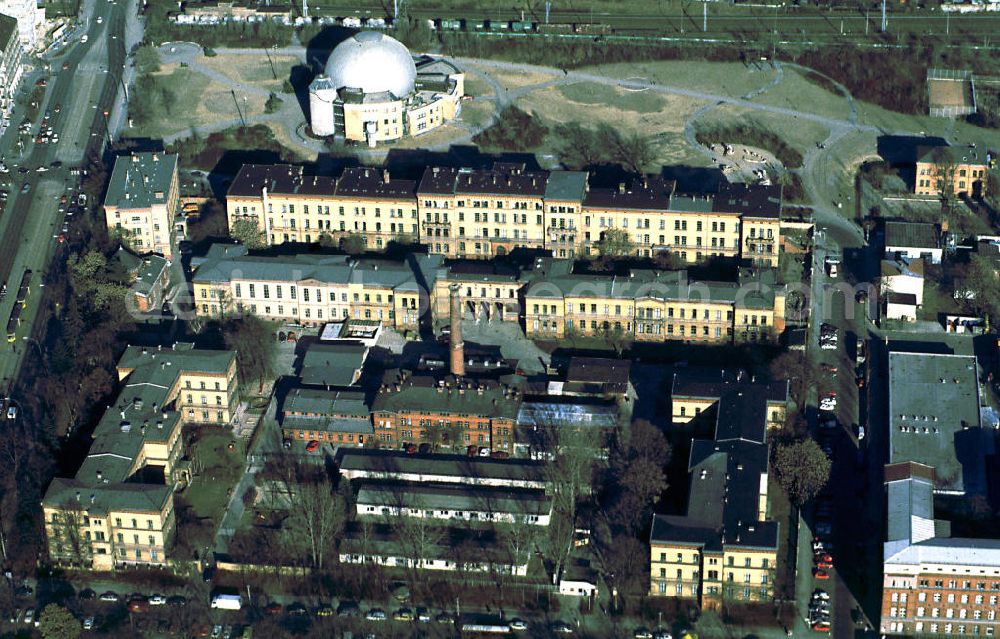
[148,594,166,606]
[6,406,16,420]
[819,400,836,412]
[820,341,838,351]
[96,16,103,23]
[83,616,95,630]
[509,618,528,630]
[23,609,33,625]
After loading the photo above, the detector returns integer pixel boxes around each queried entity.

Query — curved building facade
[307,32,464,146]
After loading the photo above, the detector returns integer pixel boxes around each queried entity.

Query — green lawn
[557,82,666,114]
[184,429,243,522]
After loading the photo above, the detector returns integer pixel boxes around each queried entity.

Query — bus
[15,270,31,307]
[6,303,21,343]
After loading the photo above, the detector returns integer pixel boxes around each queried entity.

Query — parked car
[551,621,574,635]
[99,592,119,603]
[435,612,453,624]
[634,628,653,639]
[393,607,414,621]
[336,601,360,617]
[148,595,166,606]
[23,609,34,625]
[416,607,431,623]
[305,440,320,453]
[166,595,187,607]
[78,589,96,600]
[286,603,307,616]
[316,605,334,617]
[366,608,386,621]
[814,568,830,579]
[264,602,282,616]
[83,616,95,630]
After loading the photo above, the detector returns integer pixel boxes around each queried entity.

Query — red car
[404,443,417,455]
[820,364,838,374]
[815,553,833,564]
[815,560,833,570]
[812,622,831,632]
[305,440,320,453]
[814,568,830,579]
[264,602,282,616]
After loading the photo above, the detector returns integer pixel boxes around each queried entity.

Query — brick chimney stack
[449,284,465,377]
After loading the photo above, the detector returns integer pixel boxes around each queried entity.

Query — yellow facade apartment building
[103,152,182,260]
[523,262,786,344]
[226,163,782,267]
[649,372,783,610]
[914,144,991,198]
[190,243,437,331]
[42,344,238,570]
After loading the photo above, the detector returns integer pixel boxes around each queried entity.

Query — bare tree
[394,515,445,584]
[274,460,347,570]
[49,499,91,568]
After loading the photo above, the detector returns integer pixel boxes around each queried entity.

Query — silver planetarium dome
[323,31,417,98]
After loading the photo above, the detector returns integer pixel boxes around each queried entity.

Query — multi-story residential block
[915,144,990,198]
[190,243,438,331]
[104,153,182,259]
[429,259,524,324]
[649,374,781,610]
[42,344,238,570]
[0,0,41,50]
[370,371,520,453]
[888,351,987,496]
[0,15,23,124]
[225,162,783,265]
[880,462,1000,637]
[523,261,785,344]
[279,387,371,446]
[670,370,788,428]
[226,164,420,248]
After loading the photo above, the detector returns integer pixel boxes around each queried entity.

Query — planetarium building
[308,31,465,146]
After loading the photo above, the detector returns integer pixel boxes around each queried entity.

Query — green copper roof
[105,153,177,211]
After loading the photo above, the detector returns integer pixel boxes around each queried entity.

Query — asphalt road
[0,0,128,390]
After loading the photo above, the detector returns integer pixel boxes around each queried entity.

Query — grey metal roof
[516,399,620,430]
[888,352,984,495]
[299,342,367,387]
[336,449,548,484]
[886,472,935,545]
[544,171,588,202]
[885,222,939,250]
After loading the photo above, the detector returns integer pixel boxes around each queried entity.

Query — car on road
[264,602,282,615]
[96,16,103,22]
[305,440,320,453]
[819,400,836,412]
[81,34,88,42]
[6,406,16,420]
[337,601,360,617]
[9,608,18,623]
[99,592,119,602]
[416,607,431,622]
[210,625,222,639]
[634,628,653,639]
[20,183,29,193]
[814,568,830,579]
[509,618,528,630]
[653,630,673,639]
[366,608,386,621]
[820,363,838,374]
[148,595,166,606]
[83,616,95,630]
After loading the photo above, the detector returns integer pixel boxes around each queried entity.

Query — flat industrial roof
[888,352,984,495]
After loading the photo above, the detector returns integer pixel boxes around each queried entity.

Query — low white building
[339,532,530,576]
[885,292,918,322]
[356,481,553,526]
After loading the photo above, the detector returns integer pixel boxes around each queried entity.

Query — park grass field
[587,59,778,99]
[557,82,666,114]
[467,65,559,91]
[198,54,301,93]
[463,74,494,97]
[127,64,267,139]
[751,69,852,121]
